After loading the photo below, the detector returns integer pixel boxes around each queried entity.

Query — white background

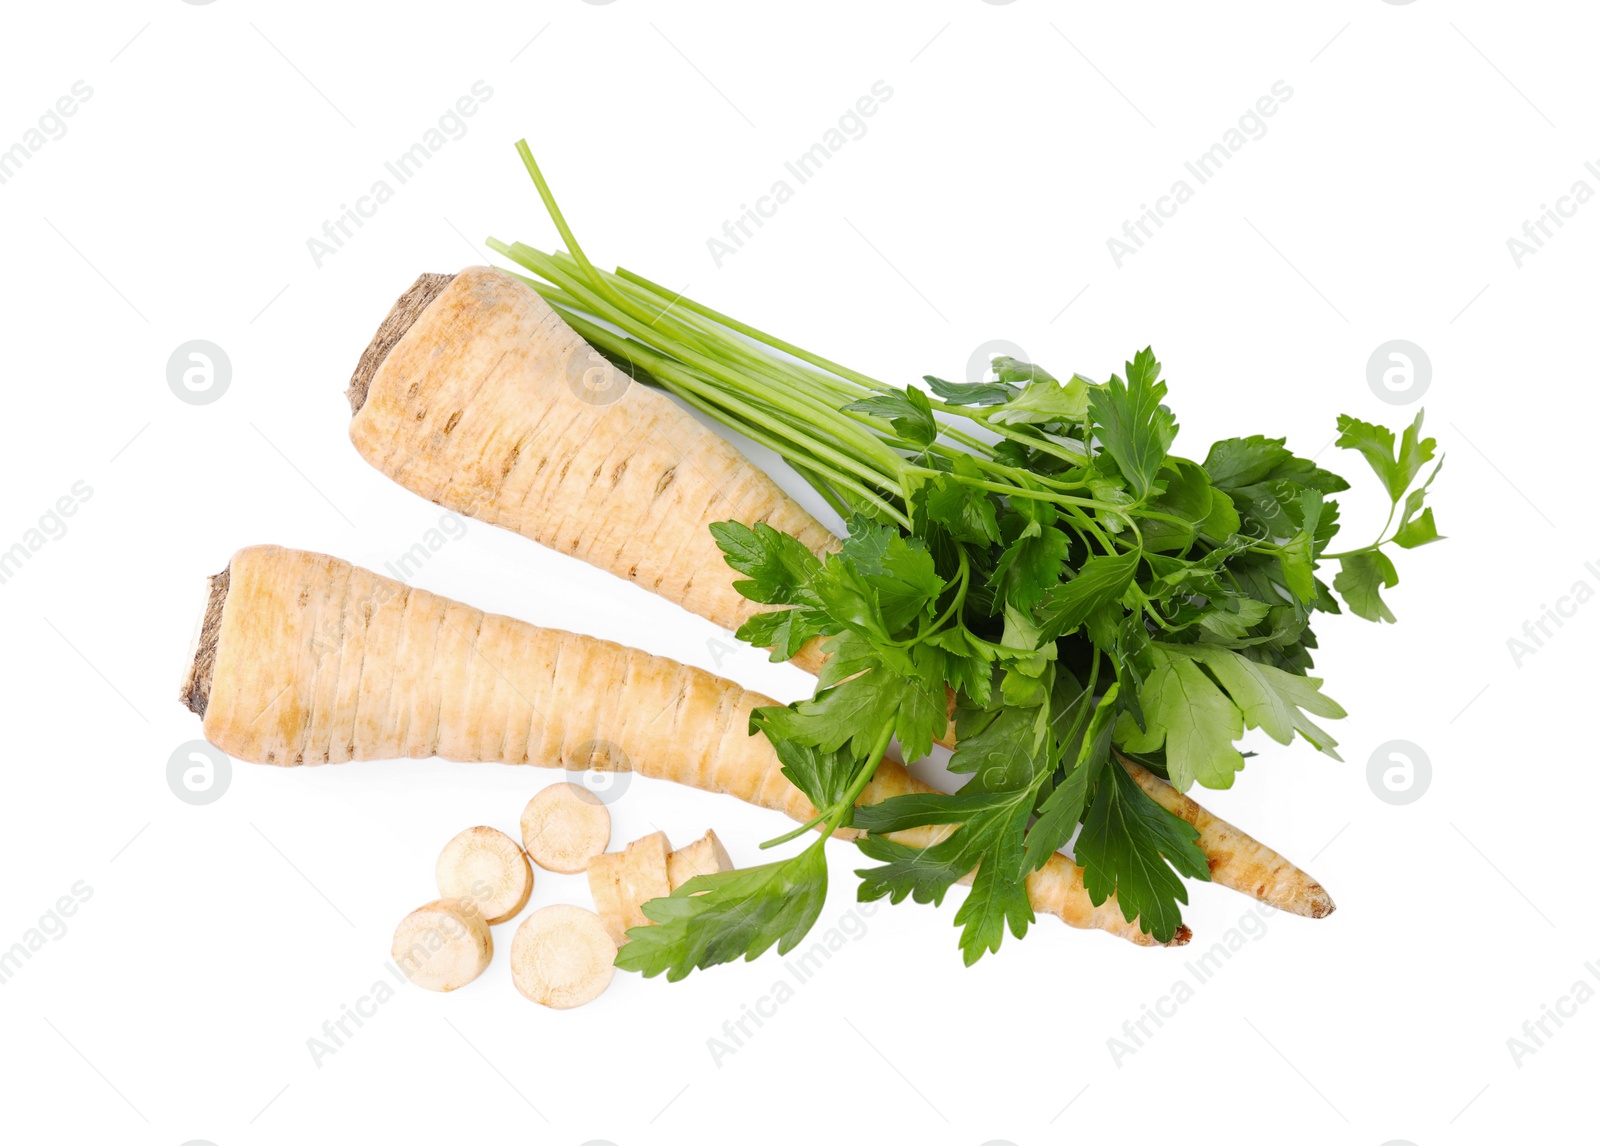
[1,2,1594,1144]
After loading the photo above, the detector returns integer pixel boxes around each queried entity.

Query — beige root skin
[587,831,673,945]
[194,545,1174,947]
[346,268,1334,921]
[434,826,534,925]
[391,899,493,992]
[520,782,611,873]
[348,265,838,655]
[510,904,616,1009]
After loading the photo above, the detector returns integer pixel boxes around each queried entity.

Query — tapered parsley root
[435,826,533,925]
[348,267,837,670]
[183,545,1169,946]
[344,267,1333,921]
[510,904,616,1009]
[391,899,492,992]
[1122,758,1334,918]
[520,782,610,873]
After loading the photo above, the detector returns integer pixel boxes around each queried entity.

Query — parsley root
[182,545,1174,947]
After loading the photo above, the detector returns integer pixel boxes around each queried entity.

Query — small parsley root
[391,899,492,992]
[510,904,616,1009]
[590,829,736,944]
[435,826,533,925]
[182,545,1170,948]
[342,265,1330,925]
[521,782,611,873]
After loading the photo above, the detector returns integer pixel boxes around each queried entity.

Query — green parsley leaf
[1035,549,1141,642]
[1333,550,1400,622]
[1074,758,1210,943]
[1086,348,1178,500]
[843,386,938,448]
[618,846,829,981]
[1116,645,1245,791]
[711,520,823,605]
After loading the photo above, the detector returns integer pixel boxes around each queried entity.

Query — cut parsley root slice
[667,830,734,890]
[391,899,493,992]
[435,826,534,925]
[510,904,617,1009]
[521,782,611,873]
[588,831,673,945]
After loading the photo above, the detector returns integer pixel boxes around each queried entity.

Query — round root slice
[667,829,734,889]
[521,782,611,873]
[435,826,534,925]
[391,899,493,992]
[587,830,672,945]
[510,904,617,1009]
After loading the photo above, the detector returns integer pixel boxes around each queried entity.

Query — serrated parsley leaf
[1035,549,1141,642]
[1333,550,1399,622]
[844,386,937,448]
[1086,348,1178,500]
[1074,758,1210,943]
[711,520,823,605]
[618,847,829,981]
[1116,646,1245,791]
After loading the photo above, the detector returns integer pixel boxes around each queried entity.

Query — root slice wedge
[587,830,672,945]
[391,899,492,992]
[510,904,617,1009]
[667,830,734,889]
[521,782,611,874]
[435,826,534,925]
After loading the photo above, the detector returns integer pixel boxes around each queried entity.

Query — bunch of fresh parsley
[612,350,1441,979]
[497,148,1441,979]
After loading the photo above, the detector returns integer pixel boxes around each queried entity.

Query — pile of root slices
[393,783,733,1008]
[179,144,1443,983]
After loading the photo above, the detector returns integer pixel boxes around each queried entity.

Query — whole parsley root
[181,546,1170,951]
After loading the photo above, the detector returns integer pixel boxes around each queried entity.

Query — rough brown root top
[346,272,457,415]
[179,565,230,717]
